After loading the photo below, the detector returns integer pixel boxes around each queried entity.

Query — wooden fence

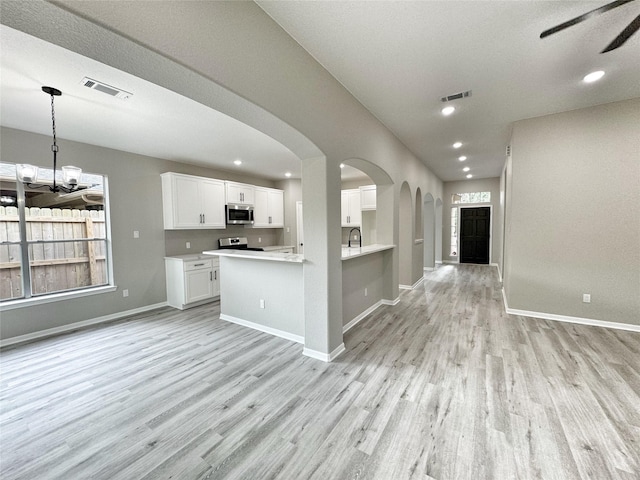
[0,206,107,300]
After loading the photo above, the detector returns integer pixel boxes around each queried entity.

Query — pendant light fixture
[16,86,83,193]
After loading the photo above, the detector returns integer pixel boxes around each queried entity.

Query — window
[0,163,112,303]
[452,191,491,204]
[450,207,458,257]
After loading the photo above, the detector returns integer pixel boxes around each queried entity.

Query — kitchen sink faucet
[348,227,361,248]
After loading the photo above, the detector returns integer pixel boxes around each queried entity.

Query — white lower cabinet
[165,256,219,310]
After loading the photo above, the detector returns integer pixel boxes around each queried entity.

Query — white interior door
[296,201,304,255]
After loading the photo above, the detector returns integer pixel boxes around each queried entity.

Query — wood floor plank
[1,264,639,479]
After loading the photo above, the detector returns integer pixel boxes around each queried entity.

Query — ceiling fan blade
[540,0,636,38]
[601,14,640,51]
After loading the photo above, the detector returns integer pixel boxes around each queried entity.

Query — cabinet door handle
[202,214,205,223]
[210,271,212,281]
[214,271,217,280]
[194,263,205,267]
[269,216,271,224]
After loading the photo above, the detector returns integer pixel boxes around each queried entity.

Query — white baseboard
[501,288,640,333]
[435,260,443,265]
[220,314,304,344]
[443,260,459,264]
[0,302,168,348]
[491,263,502,283]
[382,297,400,306]
[343,300,383,334]
[303,343,346,362]
[399,276,425,291]
[424,267,435,272]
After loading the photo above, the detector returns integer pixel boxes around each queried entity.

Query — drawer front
[184,259,213,271]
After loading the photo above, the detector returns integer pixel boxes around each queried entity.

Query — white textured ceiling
[0,26,301,181]
[2,1,640,184]
[258,0,640,181]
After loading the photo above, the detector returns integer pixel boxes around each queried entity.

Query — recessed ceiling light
[463,167,470,172]
[285,172,292,178]
[583,70,605,83]
[441,105,455,116]
[233,159,242,166]
[340,163,345,169]
[458,156,467,161]
[453,142,462,149]
[466,174,473,179]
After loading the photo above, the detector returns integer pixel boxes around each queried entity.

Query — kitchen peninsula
[204,243,394,349]
[203,248,305,344]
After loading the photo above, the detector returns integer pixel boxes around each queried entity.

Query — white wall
[504,98,640,326]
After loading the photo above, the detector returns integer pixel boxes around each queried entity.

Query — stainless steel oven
[218,237,263,251]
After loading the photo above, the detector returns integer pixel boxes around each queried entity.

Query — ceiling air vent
[441,90,472,103]
[81,77,132,100]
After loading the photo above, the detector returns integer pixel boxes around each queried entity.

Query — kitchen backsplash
[164,226,283,256]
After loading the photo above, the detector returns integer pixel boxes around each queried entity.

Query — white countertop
[165,253,214,261]
[202,249,305,263]
[259,245,295,252]
[341,244,395,260]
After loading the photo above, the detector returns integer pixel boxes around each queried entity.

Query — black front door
[460,207,490,264]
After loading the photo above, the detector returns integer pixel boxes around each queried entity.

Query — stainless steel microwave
[226,204,254,225]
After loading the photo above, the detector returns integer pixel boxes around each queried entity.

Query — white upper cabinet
[161,172,225,229]
[225,181,255,205]
[253,187,284,228]
[360,185,376,211]
[341,189,361,227]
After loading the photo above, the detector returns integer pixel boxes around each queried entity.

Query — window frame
[0,163,115,309]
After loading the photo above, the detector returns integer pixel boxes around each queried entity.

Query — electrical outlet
[582,293,591,303]
[123,289,129,298]
[365,287,368,297]
[258,237,262,243]
[133,230,139,239]
[186,242,191,249]
[260,299,265,309]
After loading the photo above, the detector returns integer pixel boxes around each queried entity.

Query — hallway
[1,265,638,479]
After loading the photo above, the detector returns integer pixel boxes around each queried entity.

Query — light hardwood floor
[1,264,639,479]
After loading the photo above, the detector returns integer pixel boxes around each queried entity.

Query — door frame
[458,205,493,264]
